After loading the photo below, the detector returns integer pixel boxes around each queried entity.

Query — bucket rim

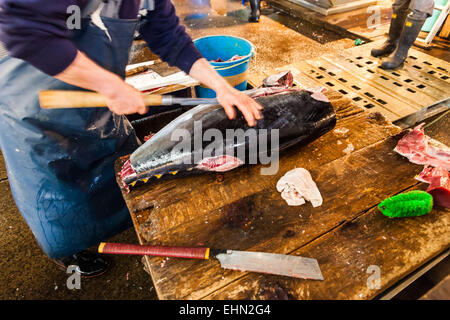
[193,34,255,66]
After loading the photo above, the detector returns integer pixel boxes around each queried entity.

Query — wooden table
[114,85,449,299]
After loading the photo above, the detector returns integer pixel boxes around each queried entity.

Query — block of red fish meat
[416,166,450,208]
[394,123,450,171]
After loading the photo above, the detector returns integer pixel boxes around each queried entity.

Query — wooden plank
[322,54,438,108]
[378,249,449,299]
[300,59,415,119]
[439,16,450,38]
[348,23,390,41]
[146,84,198,96]
[420,274,450,300]
[203,111,450,300]
[145,132,445,300]
[116,93,402,300]
[206,185,449,299]
[349,40,450,81]
[344,42,450,85]
[328,51,450,98]
[257,63,400,121]
[403,55,450,80]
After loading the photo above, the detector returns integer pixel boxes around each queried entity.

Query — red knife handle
[98,242,210,260]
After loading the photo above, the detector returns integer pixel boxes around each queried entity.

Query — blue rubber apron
[0,10,140,258]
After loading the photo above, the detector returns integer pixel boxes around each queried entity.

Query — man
[371,0,434,69]
[249,0,261,23]
[0,0,262,277]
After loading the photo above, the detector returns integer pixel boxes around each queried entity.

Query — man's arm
[140,0,262,126]
[54,51,147,115]
[0,0,79,76]
[0,0,146,115]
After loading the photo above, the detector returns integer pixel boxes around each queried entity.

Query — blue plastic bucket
[193,35,255,98]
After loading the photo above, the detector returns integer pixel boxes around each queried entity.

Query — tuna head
[121,90,336,191]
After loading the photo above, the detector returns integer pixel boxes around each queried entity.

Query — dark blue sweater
[0,0,202,75]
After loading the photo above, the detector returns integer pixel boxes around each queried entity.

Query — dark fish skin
[121,90,336,188]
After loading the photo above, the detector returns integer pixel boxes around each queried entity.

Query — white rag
[276,168,323,207]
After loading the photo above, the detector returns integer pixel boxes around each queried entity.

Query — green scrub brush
[378,190,433,218]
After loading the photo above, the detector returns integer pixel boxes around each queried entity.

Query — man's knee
[408,10,429,20]
[392,0,411,12]
[409,0,435,19]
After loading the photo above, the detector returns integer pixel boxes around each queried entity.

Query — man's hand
[189,58,264,127]
[55,51,147,115]
[100,78,147,115]
[215,85,263,127]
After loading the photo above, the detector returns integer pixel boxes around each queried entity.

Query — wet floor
[182,4,344,44]
[170,0,354,84]
[262,7,345,44]
[180,0,345,44]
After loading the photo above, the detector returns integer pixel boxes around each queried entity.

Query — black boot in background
[371,10,408,57]
[248,0,261,23]
[380,17,426,69]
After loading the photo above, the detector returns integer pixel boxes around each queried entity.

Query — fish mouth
[120,154,245,193]
[120,158,193,193]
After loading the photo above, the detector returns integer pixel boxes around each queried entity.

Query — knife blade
[98,243,323,280]
[215,250,323,280]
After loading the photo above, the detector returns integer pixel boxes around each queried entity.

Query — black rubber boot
[52,250,110,278]
[380,17,426,70]
[371,10,408,57]
[248,0,261,23]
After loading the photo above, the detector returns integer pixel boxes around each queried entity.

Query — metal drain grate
[299,60,416,119]
[286,41,450,122]
[337,57,443,107]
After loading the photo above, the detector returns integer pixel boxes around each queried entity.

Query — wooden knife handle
[98,242,210,260]
[39,90,163,109]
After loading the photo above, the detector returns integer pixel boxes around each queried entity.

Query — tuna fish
[120,88,336,192]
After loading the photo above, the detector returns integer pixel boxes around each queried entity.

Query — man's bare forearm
[54,51,123,96]
[188,58,229,92]
[53,50,147,115]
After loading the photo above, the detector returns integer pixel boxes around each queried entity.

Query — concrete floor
[0,0,447,300]
[0,179,157,299]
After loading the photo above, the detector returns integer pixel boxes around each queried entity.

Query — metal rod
[164,97,218,106]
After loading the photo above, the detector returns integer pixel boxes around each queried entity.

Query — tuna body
[121,90,336,189]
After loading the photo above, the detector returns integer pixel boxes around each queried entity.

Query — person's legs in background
[380,0,435,69]
[248,0,261,23]
[371,0,410,57]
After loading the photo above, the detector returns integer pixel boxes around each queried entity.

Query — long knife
[39,90,218,109]
[98,242,323,280]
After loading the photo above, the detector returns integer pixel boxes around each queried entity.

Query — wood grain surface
[112,88,448,299]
